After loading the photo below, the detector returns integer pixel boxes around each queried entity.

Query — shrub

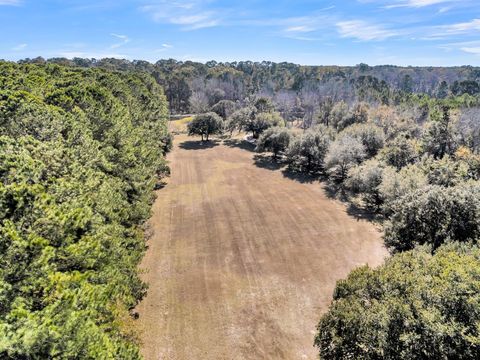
[346,159,385,208]
[341,123,385,158]
[325,136,366,182]
[316,243,480,360]
[286,125,334,172]
[380,133,418,169]
[187,112,224,141]
[384,183,480,252]
[379,164,428,213]
[256,127,292,160]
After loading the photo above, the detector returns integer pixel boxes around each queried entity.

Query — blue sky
[1,0,479,66]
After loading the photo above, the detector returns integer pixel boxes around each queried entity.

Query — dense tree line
[14,57,480,115]
[0,61,170,358]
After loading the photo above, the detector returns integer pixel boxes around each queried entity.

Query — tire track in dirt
[136,135,387,360]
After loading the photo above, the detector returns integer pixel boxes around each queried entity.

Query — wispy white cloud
[422,19,480,39]
[438,39,480,56]
[445,39,480,55]
[0,0,21,5]
[154,43,174,52]
[110,33,130,49]
[60,51,129,59]
[274,8,337,41]
[440,18,480,34]
[337,20,398,40]
[359,0,463,8]
[461,47,480,55]
[284,25,316,33]
[171,13,219,29]
[141,1,221,30]
[12,43,27,51]
[386,0,459,8]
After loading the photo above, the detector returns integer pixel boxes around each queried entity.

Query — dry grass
[136,134,387,360]
[169,116,193,134]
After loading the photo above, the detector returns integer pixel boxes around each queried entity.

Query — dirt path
[136,135,387,360]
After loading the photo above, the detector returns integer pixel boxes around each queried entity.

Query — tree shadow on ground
[323,182,343,200]
[178,140,220,150]
[346,203,380,222]
[253,154,284,171]
[323,183,382,222]
[281,168,318,184]
[223,138,256,152]
[252,154,319,184]
[252,152,382,222]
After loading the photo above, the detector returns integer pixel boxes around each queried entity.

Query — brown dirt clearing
[136,134,387,360]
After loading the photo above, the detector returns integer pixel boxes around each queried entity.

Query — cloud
[110,33,130,49]
[274,9,337,41]
[141,1,221,30]
[0,0,21,5]
[423,19,480,39]
[461,47,480,54]
[60,51,129,59]
[285,25,316,33]
[387,0,458,7]
[170,13,219,29]
[440,19,480,34]
[154,43,174,52]
[360,0,462,8]
[336,20,398,41]
[438,40,480,56]
[12,43,27,51]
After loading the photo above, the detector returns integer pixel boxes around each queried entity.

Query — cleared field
[136,134,387,360]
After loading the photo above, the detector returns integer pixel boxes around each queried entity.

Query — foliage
[229,109,284,138]
[325,136,366,182]
[255,127,292,160]
[384,183,480,252]
[456,108,480,154]
[316,243,480,360]
[330,102,369,131]
[420,155,471,187]
[340,123,385,158]
[187,112,224,141]
[380,133,418,169]
[286,125,334,172]
[0,61,169,359]
[226,107,256,136]
[379,164,428,213]
[254,97,275,113]
[211,99,237,120]
[248,112,284,138]
[346,159,386,208]
[421,106,458,158]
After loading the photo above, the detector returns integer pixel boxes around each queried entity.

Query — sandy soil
[136,134,387,360]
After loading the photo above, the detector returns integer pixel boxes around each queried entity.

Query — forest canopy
[0,61,169,359]
[15,57,480,115]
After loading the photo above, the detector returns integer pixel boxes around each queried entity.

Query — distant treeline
[0,61,170,358]
[13,56,480,113]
